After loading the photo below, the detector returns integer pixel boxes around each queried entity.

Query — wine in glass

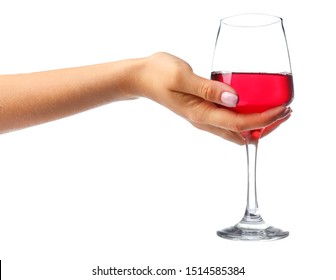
[211,13,294,241]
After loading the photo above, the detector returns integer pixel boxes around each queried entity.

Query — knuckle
[230,124,242,132]
[190,121,203,130]
[227,114,244,132]
[168,62,192,88]
[168,64,187,88]
[183,100,210,125]
[259,111,270,123]
[186,109,203,124]
[198,82,213,101]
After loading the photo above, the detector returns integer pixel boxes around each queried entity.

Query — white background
[0,0,334,279]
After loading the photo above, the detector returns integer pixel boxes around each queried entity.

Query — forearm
[0,58,145,133]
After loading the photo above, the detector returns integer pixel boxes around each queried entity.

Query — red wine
[211,72,294,114]
[211,71,293,142]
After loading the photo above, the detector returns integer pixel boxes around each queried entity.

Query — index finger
[202,105,290,132]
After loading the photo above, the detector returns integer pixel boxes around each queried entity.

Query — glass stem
[241,131,265,225]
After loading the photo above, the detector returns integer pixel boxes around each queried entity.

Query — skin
[0,52,291,144]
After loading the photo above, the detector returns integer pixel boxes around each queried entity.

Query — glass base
[217,225,289,241]
[217,215,289,241]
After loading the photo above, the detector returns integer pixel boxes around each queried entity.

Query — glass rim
[220,13,282,27]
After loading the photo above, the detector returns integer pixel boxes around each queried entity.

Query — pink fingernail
[278,107,293,120]
[220,91,238,107]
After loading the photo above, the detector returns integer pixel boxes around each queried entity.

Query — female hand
[137,52,291,145]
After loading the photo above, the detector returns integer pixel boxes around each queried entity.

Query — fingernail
[278,107,292,120]
[220,91,238,107]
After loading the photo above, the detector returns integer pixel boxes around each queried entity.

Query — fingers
[198,105,291,133]
[261,113,292,138]
[235,106,292,132]
[184,73,238,108]
[191,109,291,145]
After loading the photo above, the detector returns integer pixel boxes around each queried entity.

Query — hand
[138,53,291,145]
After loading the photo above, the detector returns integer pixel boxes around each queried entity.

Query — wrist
[114,56,148,100]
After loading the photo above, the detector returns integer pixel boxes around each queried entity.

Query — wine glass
[211,13,294,241]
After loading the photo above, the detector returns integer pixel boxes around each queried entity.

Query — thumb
[188,74,238,107]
